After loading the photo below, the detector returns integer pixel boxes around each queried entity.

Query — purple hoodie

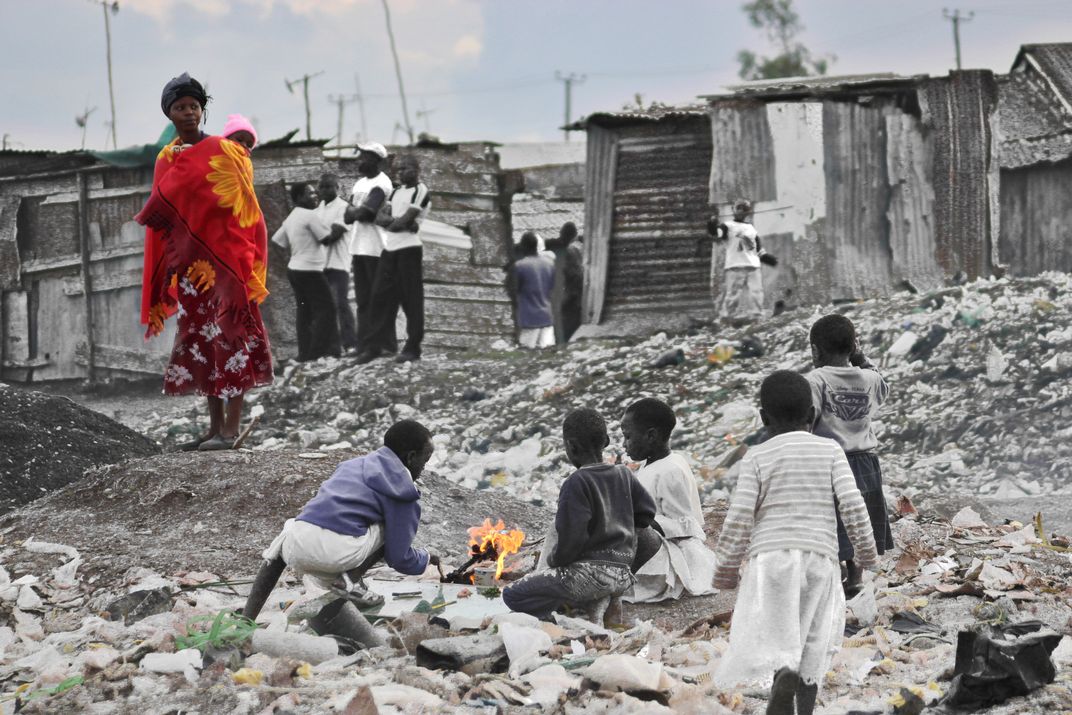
[296,446,429,575]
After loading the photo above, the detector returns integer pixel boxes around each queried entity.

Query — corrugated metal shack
[0,140,520,383]
[575,70,1007,335]
[579,106,715,334]
[997,44,1072,276]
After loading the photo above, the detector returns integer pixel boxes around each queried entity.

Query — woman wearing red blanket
[137,73,273,451]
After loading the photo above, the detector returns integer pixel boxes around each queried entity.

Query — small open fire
[441,518,526,584]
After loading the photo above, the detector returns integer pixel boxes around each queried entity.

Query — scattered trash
[941,621,1062,710]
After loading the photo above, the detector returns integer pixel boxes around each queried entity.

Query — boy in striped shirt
[713,370,878,715]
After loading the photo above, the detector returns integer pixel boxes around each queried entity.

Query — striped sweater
[713,432,879,590]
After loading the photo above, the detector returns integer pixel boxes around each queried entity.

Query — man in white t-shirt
[271,182,344,362]
[316,173,357,351]
[344,143,397,354]
[706,198,777,326]
[357,155,431,364]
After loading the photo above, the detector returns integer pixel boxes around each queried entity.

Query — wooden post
[76,171,97,381]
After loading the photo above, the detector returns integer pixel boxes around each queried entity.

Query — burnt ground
[0,385,159,514]
[0,447,734,630]
[0,449,553,587]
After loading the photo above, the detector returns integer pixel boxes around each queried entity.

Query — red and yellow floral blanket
[137,135,268,339]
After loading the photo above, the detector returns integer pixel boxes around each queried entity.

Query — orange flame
[468,518,525,579]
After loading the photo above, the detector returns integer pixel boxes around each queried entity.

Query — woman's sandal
[178,435,213,452]
[197,434,236,451]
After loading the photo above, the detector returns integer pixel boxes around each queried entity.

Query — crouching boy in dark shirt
[503,407,657,623]
[242,419,440,625]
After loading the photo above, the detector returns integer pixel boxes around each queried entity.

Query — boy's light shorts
[519,326,554,349]
[263,519,384,590]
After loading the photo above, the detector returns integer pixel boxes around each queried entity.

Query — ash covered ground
[2,275,1072,713]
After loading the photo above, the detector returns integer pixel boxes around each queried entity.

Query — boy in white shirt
[345,143,396,354]
[316,173,357,351]
[620,398,717,603]
[271,182,343,362]
[706,198,777,326]
[357,155,431,364]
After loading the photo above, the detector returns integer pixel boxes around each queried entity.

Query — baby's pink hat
[222,114,258,148]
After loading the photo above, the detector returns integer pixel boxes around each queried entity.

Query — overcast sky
[3,0,1070,152]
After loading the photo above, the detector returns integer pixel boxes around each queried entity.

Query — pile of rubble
[0,385,159,514]
[2,501,1070,713]
[143,273,1072,511]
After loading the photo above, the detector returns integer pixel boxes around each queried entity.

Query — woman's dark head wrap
[161,72,209,117]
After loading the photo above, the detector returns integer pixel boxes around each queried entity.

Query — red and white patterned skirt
[162,276,274,398]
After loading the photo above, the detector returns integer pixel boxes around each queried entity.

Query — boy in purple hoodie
[242,419,440,622]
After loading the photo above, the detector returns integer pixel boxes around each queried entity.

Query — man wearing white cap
[344,142,397,354]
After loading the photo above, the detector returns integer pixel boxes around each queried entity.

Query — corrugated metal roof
[567,104,708,130]
[701,72,928,101]
[1013,43,1072,112]
[510,193,584,240]
[997,70,1072,168]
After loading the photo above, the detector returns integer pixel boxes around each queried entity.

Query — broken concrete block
[415,633,508,676]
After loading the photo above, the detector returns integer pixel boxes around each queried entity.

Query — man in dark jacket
[242,419,440,622]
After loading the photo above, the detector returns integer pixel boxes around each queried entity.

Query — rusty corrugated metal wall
[920,71,999,280]
[999,159,1072,275]
[582,125,618,325]
[822,101,894,300]
[885,112,942,290]
[601,118,712,320]
[709,101,776,204]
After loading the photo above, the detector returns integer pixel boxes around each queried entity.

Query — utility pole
[415,100,436,134]
[76,106,98,150]
[1,135,9,151]
[381,0,414,144]
[354,73,368,143]
[555,71,586,142]
[943,8,973,71]
[327,93,360,157]
[89,1,119,148]
[285,71,324,141]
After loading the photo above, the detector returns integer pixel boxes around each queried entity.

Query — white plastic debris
[22,538,79,561]
[16,586,43,611]
[140,648,202,683]
[886,331,919,359]
[985,344,1008,382]
[951,507,988,529]
[500,622,553,675]
[80,646,120,670]
[583,654,670,692]
[522,663,581,705]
